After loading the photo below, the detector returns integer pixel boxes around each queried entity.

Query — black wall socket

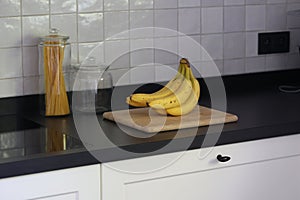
[258,31,290,55]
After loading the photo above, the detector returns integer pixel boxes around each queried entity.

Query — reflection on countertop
[0,115,84,164]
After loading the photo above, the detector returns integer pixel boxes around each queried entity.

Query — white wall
[0,0,300,98]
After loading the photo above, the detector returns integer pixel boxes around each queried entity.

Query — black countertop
[1,69,300,178]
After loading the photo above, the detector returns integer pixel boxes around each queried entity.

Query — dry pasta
[43,40,70,116]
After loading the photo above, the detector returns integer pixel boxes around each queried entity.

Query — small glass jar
[72,57,113,113]
[38,28,71,116]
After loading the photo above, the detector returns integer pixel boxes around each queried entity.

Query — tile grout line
[103,0,106,66]
[20,0,24,95]
[76,0,79,64]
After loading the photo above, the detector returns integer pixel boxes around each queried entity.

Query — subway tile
[201,34,223,60]
[23,76,39,95]
[22,15,49,46]
[246,5,266,31]
[201,0,223,7]
[78,42,105,65]
[154,9,178,37]
[194,60,224,77]
[104,0,128,11]
[179,8,201,35]
[22,0,49,15]
[0,78,23,98]
[78,13,104,42]
[224,58,245,75]
[267,0,286,3]
[178,0,201,7]
[104,11,129,39]
[130,10,154,38]
[290,29,300,54]
[23,46,39,77]
[51,14,77,43]
[266,4,286,30]
[104,40,130,69]
[130,0,153,9]
[0,0,20,17]
[224,6,245,32]
[71,43,78,64]
[286,54,300,69]
[154,0,178,9]
[51,0,76,14]
[287,4,300,28]
[154,37,179,65]
[78,0,103,12]
[287,16,300,29]
[0,17,21,48]
[246,32,258,57]
[245,56,266,73]
[201,7,223,34]
[224,0,245,5]
[109,68,130,86]
[178,35,202,62]
[155,63,178,82]
[130,65,155,84]
[246,0,265,4]
[0,48,22,79]
[224,32,245,59]
[266,54,286,70]
[130,38,154,67]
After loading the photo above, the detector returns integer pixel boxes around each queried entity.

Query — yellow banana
[126,96,146,107]
[130,64,185,105]
[166,69,200,116]
[148,63,193,110]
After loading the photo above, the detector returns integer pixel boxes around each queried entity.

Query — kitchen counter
[1,69,300,179]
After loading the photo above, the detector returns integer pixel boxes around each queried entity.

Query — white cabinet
[0,164,101,200]
[102,134,300,200]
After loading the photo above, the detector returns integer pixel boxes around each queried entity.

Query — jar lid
[40,28,69,42]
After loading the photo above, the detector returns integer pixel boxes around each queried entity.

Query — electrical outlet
[258,31,290,55]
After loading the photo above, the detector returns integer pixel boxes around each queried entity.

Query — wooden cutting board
[103,105,238,133]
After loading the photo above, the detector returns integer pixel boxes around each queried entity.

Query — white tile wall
[201,7,223,33]
[78,13,104,42]
[246,5,266,31]
[178,8,201,35]
[0,0,20,17]
[224,6,245,32]
[78,0,103,12]
[0,48,22,79]
[0,17,21,48]
[266,4,286,30]
[224,32,246,59]
[0,0,299,98]
[201,34,223,60]
[51,0,76,14]
[51,14,77,42]
[22,16,49,46]
[130,0,153,9]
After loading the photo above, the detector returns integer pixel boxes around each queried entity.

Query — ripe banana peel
[126,58,200,116]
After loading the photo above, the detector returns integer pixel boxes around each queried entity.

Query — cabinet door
[0,164,101,200]
[34,192,77,200]
[102,134,300,200]
[125,155,300,200]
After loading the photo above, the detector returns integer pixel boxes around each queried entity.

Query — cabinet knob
[217,154,231,163]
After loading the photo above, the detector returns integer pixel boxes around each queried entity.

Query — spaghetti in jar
[38,28,71,116]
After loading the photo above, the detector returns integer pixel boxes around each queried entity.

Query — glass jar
[72,57,113,113]
[38,28,71,116]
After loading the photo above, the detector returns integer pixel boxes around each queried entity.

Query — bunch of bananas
[126,58,200,116]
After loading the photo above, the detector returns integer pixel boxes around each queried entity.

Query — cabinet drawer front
[0,165,101,200]
[102,134,300,196]
[125,155,300,200]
